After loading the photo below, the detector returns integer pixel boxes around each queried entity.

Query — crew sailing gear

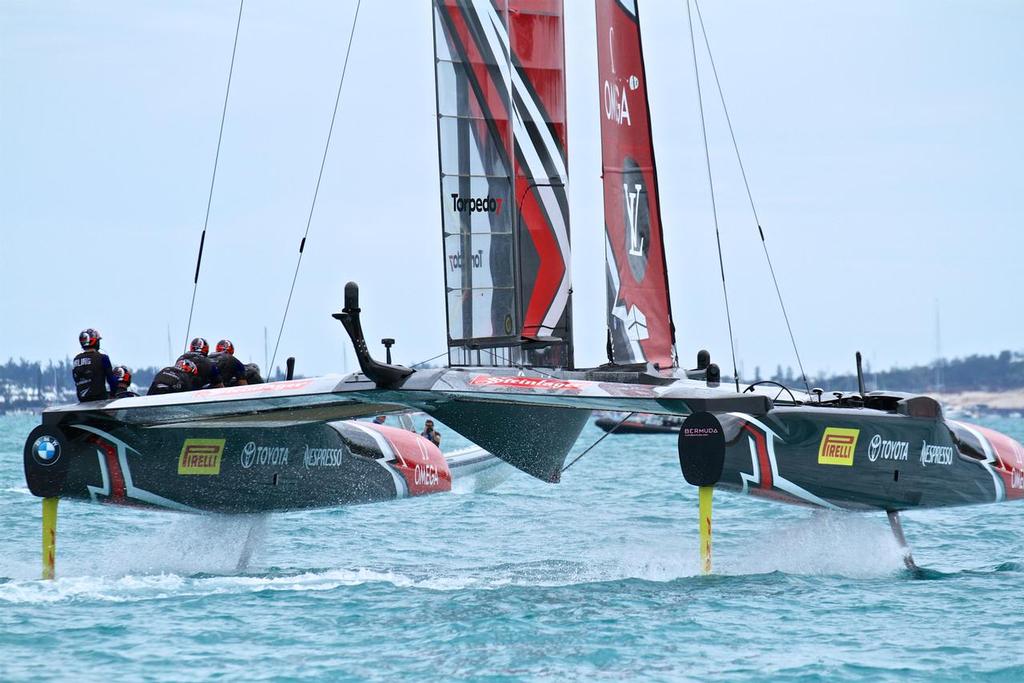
[113,366,132,386]
[148,362,198,395]
[176,351,221,388]
[244,363,264,384]
[72,349,116,402]
[79,328,102,351]
[210,351,247,386]
[113,366,138,398]
[178,358,199,375]
[189,337,210,356]
[215,339,235,355]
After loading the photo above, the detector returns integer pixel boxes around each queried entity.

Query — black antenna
[333,282,413,388]
[856,351,866,396]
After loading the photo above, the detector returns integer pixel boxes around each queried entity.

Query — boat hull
[700,407,1024,511]
[24,419,458,513]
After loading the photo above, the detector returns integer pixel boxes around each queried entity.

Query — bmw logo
[32,435,61,466]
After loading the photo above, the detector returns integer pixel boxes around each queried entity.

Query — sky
[1,1,1022,381]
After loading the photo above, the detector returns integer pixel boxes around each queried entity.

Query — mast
[432,0,573,369]
[595,0,677,369]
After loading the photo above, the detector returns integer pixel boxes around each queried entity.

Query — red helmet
[114,366,132,385]
[176,358,199,375]
[79,328,101,350]
[189,337,210,356]
[215,339,235,355]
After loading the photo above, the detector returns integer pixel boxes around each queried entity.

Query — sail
[433,0,573,368]
[596,0,676,369]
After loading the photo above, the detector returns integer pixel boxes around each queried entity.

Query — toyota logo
[241,441,256,469]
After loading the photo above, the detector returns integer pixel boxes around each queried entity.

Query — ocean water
[2,413,1024,682]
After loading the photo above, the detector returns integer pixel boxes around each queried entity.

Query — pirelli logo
[178,439,225,475]
[818,428,859,466]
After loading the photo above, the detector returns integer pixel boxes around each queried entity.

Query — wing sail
[433,0,573,368]
[596,0,677,368]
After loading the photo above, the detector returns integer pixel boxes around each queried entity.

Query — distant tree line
[752,350,1024,394]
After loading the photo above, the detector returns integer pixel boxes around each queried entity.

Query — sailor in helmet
[72,328,118,402]
[148,358,201,395]
[175,337,223,389]
[209,339,249,387]
[112,366,138,398]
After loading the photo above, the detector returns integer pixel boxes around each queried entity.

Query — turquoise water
[2,413,1024,681]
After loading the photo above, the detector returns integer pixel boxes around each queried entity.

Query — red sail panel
[596,0,676,369]
[433,0,573,368]
[508,0,571,362]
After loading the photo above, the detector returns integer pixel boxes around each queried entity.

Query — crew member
[72,328,117,402]
[176,337,223,389]
[112,366,138,398]
[421,419,442,447]
[244,363,264,384]
[209,339,248,387]
[148,358,200,395]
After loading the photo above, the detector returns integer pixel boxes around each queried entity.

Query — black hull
[24,417,454,514]
[694,407,1024,511]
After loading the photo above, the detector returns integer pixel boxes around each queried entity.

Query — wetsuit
[148,366,197,395]
[244,363,264,384]
[72,350,117,402]
[210,352,247,386]
[176,352,222,389]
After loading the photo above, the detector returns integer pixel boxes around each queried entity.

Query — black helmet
[113,366,132,386]
[215,339,235,355]
[189,337,210,356]
[79,328,101,350]
[176,358,199,376]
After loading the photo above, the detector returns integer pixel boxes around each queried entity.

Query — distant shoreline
[932,390,1024,415]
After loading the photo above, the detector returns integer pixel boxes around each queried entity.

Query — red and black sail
[433,0,572,368]
[596,0,676,369]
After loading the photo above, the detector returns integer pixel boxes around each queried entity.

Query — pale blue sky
[1,1,1021,379]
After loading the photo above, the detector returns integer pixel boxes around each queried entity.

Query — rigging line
[410,351,448,369]
[184,0,245,352]
[561,412,636,473]
[686,0,740,393]
[268,0,362,376]
[692,0,811,395]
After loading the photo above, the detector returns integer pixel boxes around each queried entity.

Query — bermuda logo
[241,441,289,469]
[32,435,61,466]
[451,193,503,215]
[818,427,859,466]
[868,434,909,463]
[920,441,954,467]
[178,439,224,475]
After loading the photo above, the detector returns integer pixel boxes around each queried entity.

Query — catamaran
[23,0,1024,580]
